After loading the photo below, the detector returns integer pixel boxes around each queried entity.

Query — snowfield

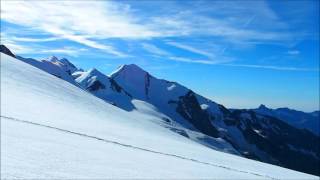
[1,53,318,179]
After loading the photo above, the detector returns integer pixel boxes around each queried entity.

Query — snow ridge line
[1,115,277,179]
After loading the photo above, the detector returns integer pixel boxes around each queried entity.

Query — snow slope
[1,53,318,179]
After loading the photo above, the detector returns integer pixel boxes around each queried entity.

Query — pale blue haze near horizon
[1,0,319,111]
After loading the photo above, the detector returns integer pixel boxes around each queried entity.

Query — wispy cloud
[44,27,129,57]
[141,43,171,56]
[1,0,302,44]
[168,56,231,65]
[1,38,87,57]
[1,32,60,43]
[1,1,157,38]
[1,0,316,68]
[140,42,233,65]
[166,41,215,58]
[39,47,88,57]
[223,64,319,72]
[243,15,256,28]
[1,40,34,54]
[1,32,87,57]
[147,2,293,43]
[10,37,60,42]
[165,57,317,72]
[1,0,313,58]
[287,50,300,55]
[1,1,138,56]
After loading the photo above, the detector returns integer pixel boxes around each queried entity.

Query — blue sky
[1,0,319,111]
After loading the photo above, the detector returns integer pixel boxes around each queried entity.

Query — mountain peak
[46,56,59,62]
[80,68,108,82]
[87,68,102,76]
[123,64,144,71]
[258,104,268,110]
[45,56,72,65]
[109,64,154,100]
[109,64,148,78]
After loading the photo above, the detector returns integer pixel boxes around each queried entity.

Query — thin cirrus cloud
[166,41,215,58]
[223,64,319,72]
[141,42,233,65]
[141,43,171,56]
[165,55,318,72]
[1,0,317,71]
[9,36,60,43]
[1,1,154,57]
[145,0,303,44]
[42,26,129,57]
[1,32,87,57]
[39,47,88,57]
[2,40,87,57]
[2,1,297,46]
[0,39,34,55]
[287,50,300,55]
[168,56,223,65]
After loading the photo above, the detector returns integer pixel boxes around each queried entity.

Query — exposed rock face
[144,72,151,99]
[86,80,105,91]
[109,78,132,97]
[170,91,319,175]
[110,78,122,92]
[174,91,219,138]
[222,109,320,175]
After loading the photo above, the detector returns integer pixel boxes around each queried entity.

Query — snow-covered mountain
[1,45,319,177]
[254,104,320,135]
[109,62,320,176]
[72,67,135,111]
[110,64,223,136]
[14,55,78,85]
[72,64,238,156]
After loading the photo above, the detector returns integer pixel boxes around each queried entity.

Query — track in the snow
[1,115,277,179]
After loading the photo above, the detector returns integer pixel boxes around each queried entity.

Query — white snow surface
[1,53,317,179]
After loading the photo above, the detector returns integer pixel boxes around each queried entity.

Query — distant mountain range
[254,104,319,135]
[1,44,319,176]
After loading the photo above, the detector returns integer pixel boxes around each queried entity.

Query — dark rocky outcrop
[110,78,132,98]
[224,110,320,176]
[144,72,151,99]
[87,80,105,91]
[174,91,219,138]
[0,45,15,58]
[170,92,320,175]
